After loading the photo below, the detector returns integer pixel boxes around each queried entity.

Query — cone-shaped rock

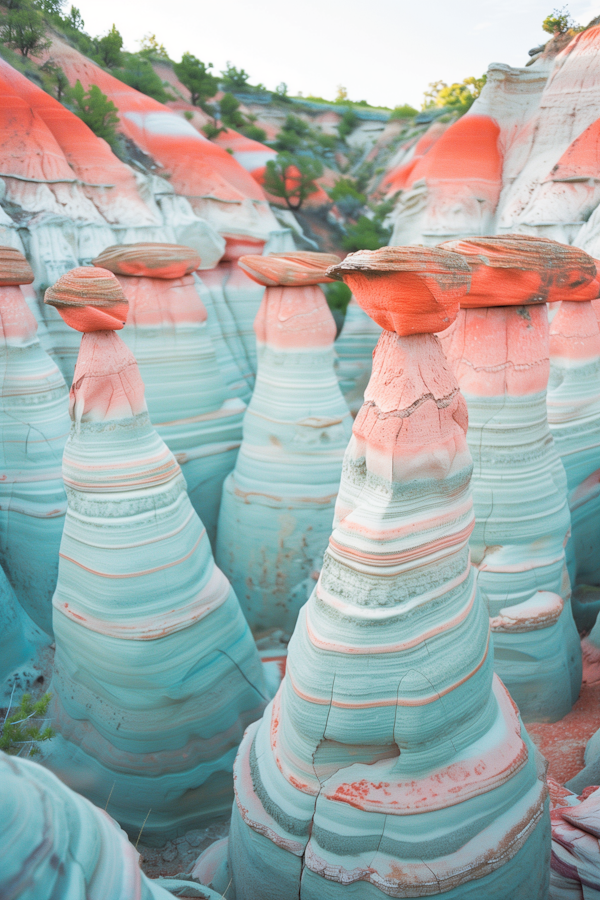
[216,252,351,635]
[93,243,245,547]
[225,246,550,899]
[334,297,382,415]
[0,246,70,634]
[439,234,589,722]
[44,267,268,842]
[0,751,182,900]
[197,238,269,401]
[547,295,600,631]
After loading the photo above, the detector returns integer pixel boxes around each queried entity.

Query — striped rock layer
[547,299,600,630]
[198,239,268,402]
[93,244,245,548]
[226,251,549,899]
[0,752,176,900]
[216,254,351,635]
[440,301,581,722]
[334,298,382,416]
[46,283,268,841]
[0,268,70,634]
[439,235,591,722]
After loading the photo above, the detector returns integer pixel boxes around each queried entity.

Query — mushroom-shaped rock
[224,245,549,900]
[548,296,600,631]
[216,252,352,635]
[43,267,269,842]
[197,238,268,401]
[0,751,183,900]
[0,247,70,635]
[93,243,245,547]
[334,297,382,416]
[439,234,583,722]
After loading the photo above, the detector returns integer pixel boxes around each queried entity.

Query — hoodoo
[334,296,382,415]
[439,234,592,722]
[547,293,600,630]
[93,242,245,547]
[216,251,351,635]
[0,751,180,900]
[224,246,550,899]
[0,246,70,635]
[44,266,268,842]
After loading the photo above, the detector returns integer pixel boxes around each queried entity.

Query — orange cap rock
[326,246,470,335]
[45,267,129,333]
[0,246,34,286]
[238,251,341,287]
[92,243,201,280]
[440,235,599,307]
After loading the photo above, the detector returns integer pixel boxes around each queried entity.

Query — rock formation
[0,56,225,383]
[216,252,351,635]
[547,296,600,630]
[548,782,600,897]
[334,297,382,415]
[44,266,268,842]
[0,563,47,689]
[224,246,550,899]
[0,751,183,900]
[197,239,267,401]
[439,234,593,722]
[0,246,70,635]
[92,242,245,547]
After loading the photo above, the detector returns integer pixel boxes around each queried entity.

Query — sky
[73,0,600,108]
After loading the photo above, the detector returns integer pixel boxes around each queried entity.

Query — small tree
[97,23,123,68]
[337,108,358,140]
[221,61,250,90]
[335,85,349,102]
[390,103,418,119]
[0,692,54,757]
[219,92,246,129]
[0,0,51,58]
[264,152,323,211]
[38,0,64,15]
[41,58,69,100]
[275,82,288,97]
[542,6,576,33]
[328,177,366,218]
[114,56,170,102]
[173,52,218,109]
[138,32,169,59]
[422,75,486,112]
[64,4,83,29]
[69,80,120,148]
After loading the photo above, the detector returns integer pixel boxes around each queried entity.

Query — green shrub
[69,80,120,148]
[173,52,218,110]
[0,0,50,59]
[241,123,267,142]
[422,75,486,113]
[113,56,170,102]
[324,281,352,315]
[220,62,250,90]
[337,108,358,140]
[542,6,576,33]
[0,692,54,756]
[342,214,391,252]
[97,23,122,68]
[390,104,418,119]
[264,152,323,211]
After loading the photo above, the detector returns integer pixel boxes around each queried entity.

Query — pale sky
[72,0,600,108]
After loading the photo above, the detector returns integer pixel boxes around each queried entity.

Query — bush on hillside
[138,32,169,60]
[97,23,123,68]
[69,80,120,148]
[264,152,323,211]
[0,0,50,58]
[113,56,171,102]
[542,6,577,33]
[337,108,358,140]
[40,58,69,100]
[242,123,267,142]
[328,177,366,217]
[221,62,250,90]
[422,75,486,113]
[173,52,218,110]
[390,104,418,119]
